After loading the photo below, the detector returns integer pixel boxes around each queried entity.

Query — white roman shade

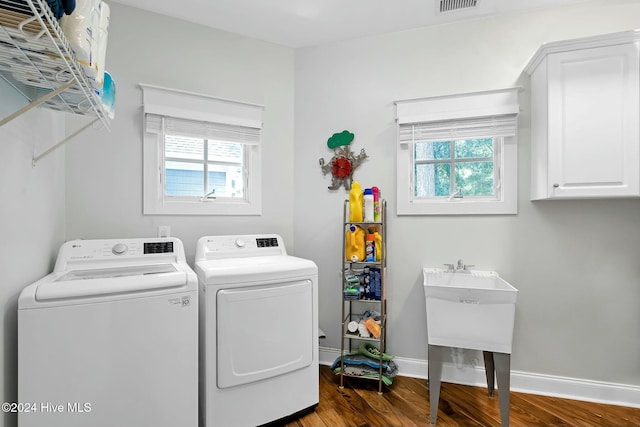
[141,84,263,144]
[396,87,519,144]
[145,115,261,144]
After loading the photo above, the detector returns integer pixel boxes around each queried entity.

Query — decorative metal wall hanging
[319,130,368,190]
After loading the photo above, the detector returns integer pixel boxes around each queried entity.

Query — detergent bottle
[364,231,376,262]
[372,186,381,222]
[364,317,381,339]
[371,227,383,262]
[349,181,363,222]
[363,188,374,222]
[345,225,365,262]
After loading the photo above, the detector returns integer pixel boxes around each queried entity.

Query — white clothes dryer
[18,238,198,427]
[195,234,318,427]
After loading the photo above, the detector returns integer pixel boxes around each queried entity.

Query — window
[396,88,519,215]
[141,84,262,215]
[164,136,244,198]
[414,138,497,198]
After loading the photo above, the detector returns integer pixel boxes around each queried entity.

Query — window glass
[455,138,493,159]
[415,141,450,161]
[455,160,494,196]
[165,161,204,197]
[414,138,495,198]
[207,140,244,198]
[163,135,246,200]
[415,163,450,197]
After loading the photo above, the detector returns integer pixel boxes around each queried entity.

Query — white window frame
[395,87,519,215]
[141,84,263,215]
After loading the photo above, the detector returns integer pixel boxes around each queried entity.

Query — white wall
[4,3,640,424]
[64,3,296,263]
[294,0,640,386]
[0,81,65,427]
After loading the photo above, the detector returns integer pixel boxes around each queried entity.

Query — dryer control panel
[196,234,287,260]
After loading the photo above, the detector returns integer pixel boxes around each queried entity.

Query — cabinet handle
[552,183,560,188]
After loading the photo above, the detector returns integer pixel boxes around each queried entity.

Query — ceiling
[113,0,591,48]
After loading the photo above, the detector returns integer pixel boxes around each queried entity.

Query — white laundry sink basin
[423,268,518,354]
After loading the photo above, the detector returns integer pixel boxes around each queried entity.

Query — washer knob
[235,239,246,248]
[112,243,128,255]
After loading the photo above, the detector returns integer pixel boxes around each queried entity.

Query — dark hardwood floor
[282,365,640,427]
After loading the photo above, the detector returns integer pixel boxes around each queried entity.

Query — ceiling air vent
[438,0,478,14]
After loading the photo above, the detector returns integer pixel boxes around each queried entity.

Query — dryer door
[216,279,313,388]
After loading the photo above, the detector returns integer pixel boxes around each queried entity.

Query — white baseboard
[319,346,640,408]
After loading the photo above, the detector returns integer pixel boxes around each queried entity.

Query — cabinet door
[547,43,639,198]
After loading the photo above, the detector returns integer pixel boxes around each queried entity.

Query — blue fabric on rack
[330,354,389,371]
[61,0,75,15]
[46,0,75,19]
[46,0,63,19]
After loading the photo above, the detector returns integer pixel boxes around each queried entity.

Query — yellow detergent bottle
[349,181,364,222]
[374,229,382,262]
[368,227,383,262]
[345,225,365,262]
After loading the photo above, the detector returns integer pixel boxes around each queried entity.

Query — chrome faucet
[444,260,474,272]
[456,259,474,272]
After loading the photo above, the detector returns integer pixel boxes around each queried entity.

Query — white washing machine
[18,238,198,427]
[195,234,318,427]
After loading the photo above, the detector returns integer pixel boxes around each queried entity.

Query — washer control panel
[256,237,279,248]
[144,241,174,254]
[112,243,128,255]
[55,238,182,269]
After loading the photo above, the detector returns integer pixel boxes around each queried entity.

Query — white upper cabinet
[525,31,640,200]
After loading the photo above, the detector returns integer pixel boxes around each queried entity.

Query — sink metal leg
[430,347,510,426]
[427,345,444,425]
[482,351,495,397]
[494,352,511,427]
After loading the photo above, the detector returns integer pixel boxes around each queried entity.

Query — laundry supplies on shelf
[358,342,392,361]
[331,343,397,386]
[339,197,388,393]
[364,231,376,262]
[345,225,365,262]
[348,181,364,222]
[363,187,374,221]
[60,0,111,91]
[45,0,76,18]
[343,268,360,300]
[372,186,381,222]
[0,0,113,163]
[344,310,381,338]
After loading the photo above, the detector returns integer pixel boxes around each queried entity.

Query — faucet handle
[443,263,455,271]
[463,264,475,270]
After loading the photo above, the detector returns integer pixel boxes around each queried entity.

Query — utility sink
[423,268,518,354]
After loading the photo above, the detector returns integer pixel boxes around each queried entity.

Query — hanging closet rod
[0,81,75,127]
[32,117,100,166]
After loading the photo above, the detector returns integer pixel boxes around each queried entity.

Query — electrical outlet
[158,226,171,238]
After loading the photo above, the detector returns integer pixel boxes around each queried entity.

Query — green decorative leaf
[327,130,354,149]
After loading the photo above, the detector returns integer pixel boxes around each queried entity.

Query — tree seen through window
[414,138,495,198]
